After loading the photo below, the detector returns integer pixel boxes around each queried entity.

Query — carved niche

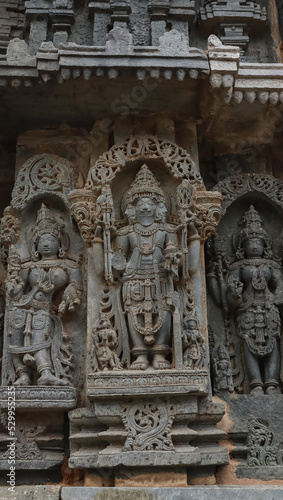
[0,153,85,473]
[207,174,283,395]
[68,135,228,473]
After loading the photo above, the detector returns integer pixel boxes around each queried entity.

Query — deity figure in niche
[112,164,200,370]
[226,206,282,394]
[6,204,82,386]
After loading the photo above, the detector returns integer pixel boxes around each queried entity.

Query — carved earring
[59,248,65,258]
[32,251,39,261]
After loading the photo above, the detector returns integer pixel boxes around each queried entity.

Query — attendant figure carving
[226,206,282,394]
[6,204,82,386]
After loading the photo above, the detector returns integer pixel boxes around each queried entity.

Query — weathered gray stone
[0,485,61,500]
[61,486,283,500]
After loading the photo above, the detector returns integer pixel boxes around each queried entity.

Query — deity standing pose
[112,165,200,370]
[227,206,281,394]
[6,204,82,386]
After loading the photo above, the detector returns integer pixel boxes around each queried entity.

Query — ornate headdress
[123,164,166,209]
[31,204,69,258]
[240,205,267,242]
[235,205,272,260]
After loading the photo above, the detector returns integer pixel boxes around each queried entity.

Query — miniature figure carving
[227,206,282,394]
[182,318,206,369]
[212,344,233,392]
[112,165,200,371]
[6,204,82,386]
[92,318,123,371]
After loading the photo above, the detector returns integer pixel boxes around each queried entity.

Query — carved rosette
[11,154,77,210]
[69,189,98,247]
[0,206,21,247]
[121,400,176,452]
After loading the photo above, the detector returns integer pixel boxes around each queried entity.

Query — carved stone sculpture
[212,344,233,393]
[227,206,282,394]
[208,205,282,395]
[3,204,82,387]
[112,164,200,370]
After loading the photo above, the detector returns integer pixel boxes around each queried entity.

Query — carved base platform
[69,372,228,472]
[87,369,209,398]
[0,386,77,409]
[0,386,77,472]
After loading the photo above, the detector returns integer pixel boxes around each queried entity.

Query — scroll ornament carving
[4,204,82,387]
[0,412,45,460]
[121,401,176,452]
[247,418,283,467]
[213,174,283,214]
[11,154,78,210]
[85,136,204,189]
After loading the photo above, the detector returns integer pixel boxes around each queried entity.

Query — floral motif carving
[121,400,176,451]
[86,136,204,189]
[11,154,77,210]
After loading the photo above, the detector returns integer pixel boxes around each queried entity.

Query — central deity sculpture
[111,165,200,370]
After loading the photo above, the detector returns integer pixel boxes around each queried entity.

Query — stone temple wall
[1,1,283,498]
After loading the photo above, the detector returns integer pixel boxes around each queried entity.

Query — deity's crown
[33,203,62,241]
[124,164,166,207]
[240,205,267,241]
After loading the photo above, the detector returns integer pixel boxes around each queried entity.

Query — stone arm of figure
[111,231,129,277]
[226,272,244,308]
[187,222,201,274]
[6,268,28,300]
[58,267,82,316]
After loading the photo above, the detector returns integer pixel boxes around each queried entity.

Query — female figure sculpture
[6,204,82,386]
[112,165,200,370]
[227,206,281,394]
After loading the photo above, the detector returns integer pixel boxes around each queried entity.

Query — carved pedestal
[69,371,228,481]
[0,387,77,473]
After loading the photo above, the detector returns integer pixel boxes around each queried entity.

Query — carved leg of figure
[243,343,263,394]
[127,314,150,370]
[13,357,31,386]
[264,344,280,394]
[35,349,69,386]
[152,311,171,370]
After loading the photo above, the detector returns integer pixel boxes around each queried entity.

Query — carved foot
[153,354,170,370]
[130,360,149,370]
[250,386,264,395]
[37,372,69,386]
[14,374,31,386]
[265,385,281,395]
[153,360,171,370]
